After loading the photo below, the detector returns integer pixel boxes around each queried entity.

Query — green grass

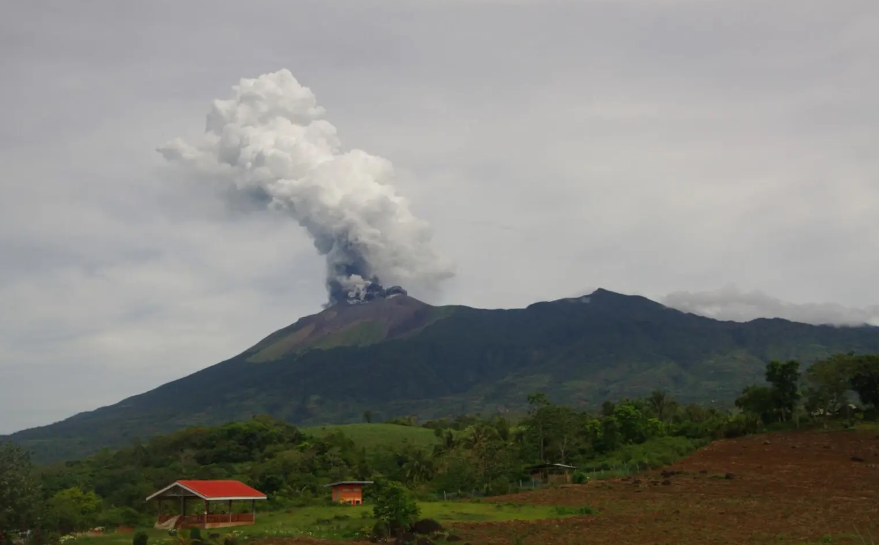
[64,501,582,544]
[302,423,440,450]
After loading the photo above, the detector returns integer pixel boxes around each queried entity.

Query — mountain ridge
[6,288,879,463]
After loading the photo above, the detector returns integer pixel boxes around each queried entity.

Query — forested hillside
[7,289,879,462]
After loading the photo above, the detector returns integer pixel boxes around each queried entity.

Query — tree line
[2,352,879,544]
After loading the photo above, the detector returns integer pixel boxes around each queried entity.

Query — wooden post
[252,499,256,523]
[228,500,232,523]
[180,496,185,517]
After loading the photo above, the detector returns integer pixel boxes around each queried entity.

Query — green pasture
[65,501,585,544]
[302,423,440,450]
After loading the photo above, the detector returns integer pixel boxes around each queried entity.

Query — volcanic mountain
[7,289,879,462]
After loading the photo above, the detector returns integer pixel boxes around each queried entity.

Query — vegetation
[371,481,420,536]
[4,351,879,544]
[301,423,439,451]
[0,442,40,544]
[8,289,879,463]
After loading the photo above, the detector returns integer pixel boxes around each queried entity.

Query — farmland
[62,428,879,545]
[455,428,879,545]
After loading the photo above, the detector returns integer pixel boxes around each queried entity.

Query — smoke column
[159,69,454,305]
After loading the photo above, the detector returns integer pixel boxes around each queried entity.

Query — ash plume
[159,69,454,305]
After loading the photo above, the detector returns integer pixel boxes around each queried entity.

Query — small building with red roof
[146,480,267,529]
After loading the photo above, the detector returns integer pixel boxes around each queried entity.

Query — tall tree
[0,442,40,543]
[849,355,879,408]
[765,360,801,422]
[804,355,852,419]
[526,393,551,462]
[647,390,677,422]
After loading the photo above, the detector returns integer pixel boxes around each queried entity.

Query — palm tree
[647,389,677,422]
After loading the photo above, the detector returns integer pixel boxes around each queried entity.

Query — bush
[132,531,149,545]
[99,507,144,528]
[371,520,390,540]
[552,505,598,516]
[572,471,589,484]
[372,481,420,536]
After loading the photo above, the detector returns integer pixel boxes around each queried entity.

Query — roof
[323,481,374,488]
[146,480,267,502]
[525,463,578,471]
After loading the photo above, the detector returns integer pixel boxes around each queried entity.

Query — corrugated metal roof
[146,480,267,501]
[323,481,374,487]
[178,480,266,499]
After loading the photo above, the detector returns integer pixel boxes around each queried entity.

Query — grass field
[301,423,439,450]
[65,502,583,545]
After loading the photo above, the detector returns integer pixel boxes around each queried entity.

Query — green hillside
[7,288,879,462]
[302,423,440,450]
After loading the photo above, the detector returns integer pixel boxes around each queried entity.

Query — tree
[0,442,40,543]
[613,403,645,444]
[47,487,103,534]
[647,390,677,422]
[400,449,433,485]
[525,393,551,462]
[765,360,801,422]
[735,385,774,422]
[804,355,852,419]
[848,355,879,408]
[372,481,420,536]
[363,410,373,424]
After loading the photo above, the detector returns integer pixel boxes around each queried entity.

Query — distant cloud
[663,285,879,327]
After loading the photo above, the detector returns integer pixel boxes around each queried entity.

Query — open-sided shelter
[146,480,267,529]
[525,463,577,484]
[323,481,373,505]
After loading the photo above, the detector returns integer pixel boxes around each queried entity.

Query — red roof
[177,480,266,499]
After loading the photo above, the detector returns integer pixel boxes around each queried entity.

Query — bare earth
[454,429,879,545]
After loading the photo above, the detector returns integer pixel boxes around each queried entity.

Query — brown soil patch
[454,430,879,545]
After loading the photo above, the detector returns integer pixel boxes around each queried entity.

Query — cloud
[663,286,879,327]
[1,0,878,433]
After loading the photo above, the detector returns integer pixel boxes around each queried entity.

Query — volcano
[6,288,879,463]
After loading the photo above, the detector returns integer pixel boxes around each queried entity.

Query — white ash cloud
[158,69,454,304]
[663,285,879,327]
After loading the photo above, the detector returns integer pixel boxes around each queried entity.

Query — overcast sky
[2,0,878,434]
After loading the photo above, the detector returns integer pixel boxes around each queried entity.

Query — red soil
[454,429,879,545]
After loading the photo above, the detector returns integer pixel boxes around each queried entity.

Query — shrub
[371,520,390,540]
[132,531,149,545]
[372,481,420,536]
[99,507,144,528]
[552,505,598,516]
[572,471,589,484]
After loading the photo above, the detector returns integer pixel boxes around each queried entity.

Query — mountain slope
[7,289,879,462]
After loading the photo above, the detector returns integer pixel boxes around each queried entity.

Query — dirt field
[453,429,879,545]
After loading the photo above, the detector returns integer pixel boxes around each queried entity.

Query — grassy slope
[302,423,440,450]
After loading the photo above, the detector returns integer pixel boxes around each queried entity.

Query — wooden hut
[146,480,267,529]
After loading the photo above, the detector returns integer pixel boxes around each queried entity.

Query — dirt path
[453,430,879,545]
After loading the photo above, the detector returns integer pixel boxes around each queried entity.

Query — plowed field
[454,429,879,545]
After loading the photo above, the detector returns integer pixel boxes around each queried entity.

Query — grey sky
[2,0,878,434]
